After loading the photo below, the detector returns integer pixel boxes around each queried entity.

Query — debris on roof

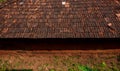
[107,23,112,27]
[116,13,120,20]
[115,0,120,5]
[62,1,66,5]
[115,14,120,22]
[19,1,24,5]
[2,28,9,33]
[107,23,117,34]
[62,1,70,8]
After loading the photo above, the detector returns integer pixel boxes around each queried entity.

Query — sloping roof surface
[0,0,120,38]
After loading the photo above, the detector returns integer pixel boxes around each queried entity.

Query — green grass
[67,62,120,71]
[0,62,119,71]
[0,59,10,71]
[49,69,56,71]
[78,64,93,71]
[117,55,120,62]
[0,59,33,71]
[0,0,6,3]
[0,58,120,71]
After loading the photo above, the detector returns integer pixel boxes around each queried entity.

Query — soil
[0,49,120,71]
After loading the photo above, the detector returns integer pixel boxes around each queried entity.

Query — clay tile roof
[0,0,120,38]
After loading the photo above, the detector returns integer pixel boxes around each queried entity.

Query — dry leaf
[2,28,9,33]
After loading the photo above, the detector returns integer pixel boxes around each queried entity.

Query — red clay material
[0,0,120,38]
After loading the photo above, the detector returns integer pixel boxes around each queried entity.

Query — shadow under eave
[0,38,119,50]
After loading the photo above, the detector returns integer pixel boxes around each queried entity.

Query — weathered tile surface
[0,0,120,38]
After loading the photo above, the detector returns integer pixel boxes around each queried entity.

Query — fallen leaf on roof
[62,1,66,5]
[115,0,120,5]
[13,19,17,23]
[107,23,112,27]
[2,28,8,33]
[116,13,120,17]
[62,1,70,8]
[19,2,24,5]
[107,23,116,32]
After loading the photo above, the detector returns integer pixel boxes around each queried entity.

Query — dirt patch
[0,49,120,71]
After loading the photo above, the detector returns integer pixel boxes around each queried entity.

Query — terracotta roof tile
[0,0,120,38]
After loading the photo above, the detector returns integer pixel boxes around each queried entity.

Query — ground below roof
[0,49,120,71]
